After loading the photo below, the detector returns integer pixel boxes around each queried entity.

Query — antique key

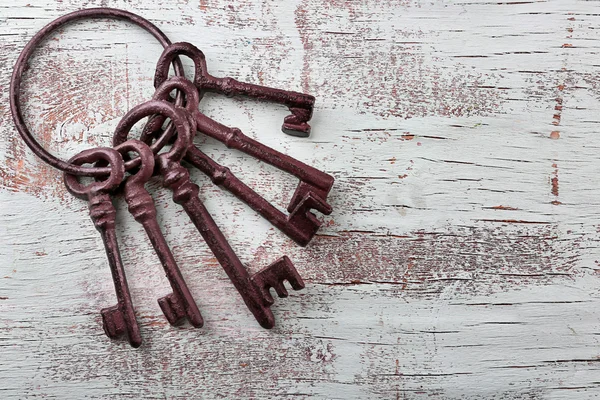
[114,98,305,328]
[114,139,203,328]
[185,147,328,246]
[64,147,142,347]
[142,76,334,246]
[153,41,315,136]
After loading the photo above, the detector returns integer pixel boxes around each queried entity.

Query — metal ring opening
[9,7,184,177]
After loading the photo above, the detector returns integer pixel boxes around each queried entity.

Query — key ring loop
[10,7,184,177]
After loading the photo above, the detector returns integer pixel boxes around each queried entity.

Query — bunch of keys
[10,8,334,347]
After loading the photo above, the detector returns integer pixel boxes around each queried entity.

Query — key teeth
[288,181,333,214]
[282,122,311,138]
[273,281,290,298]
[282,107,313,137]
[101,305,142,348]
[158,293,186,326]
[252,256,305,306]
[287,192,332,246]
[101,305,125,339]
[288,206,320,247]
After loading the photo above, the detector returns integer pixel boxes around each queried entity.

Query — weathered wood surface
[2,0,600,398]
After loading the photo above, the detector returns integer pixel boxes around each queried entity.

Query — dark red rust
[114,96,305,329]
[153,42,315,137]
[114,139,203,328]
[10,7,184,177]
[63,147,142,348]
[185,148,329,246]
[143,76,334,246]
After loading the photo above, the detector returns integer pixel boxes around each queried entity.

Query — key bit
[101,305,127,339]
[158,293,188,325]
[64,147,142,348]
[251,256,305,306]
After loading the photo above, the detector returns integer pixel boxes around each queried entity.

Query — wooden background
[1,0,600,398]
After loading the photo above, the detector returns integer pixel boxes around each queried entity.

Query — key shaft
[193,113,334,215]
[160,159,274,328]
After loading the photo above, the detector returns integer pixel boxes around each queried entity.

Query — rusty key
[142,76,334,246]
[151,43,334,215]
[114,98,305,329]
[114,139,203,328]
[143,77,327,245]
[64,147,142,348]
[185,148,328,246]
[153,41,315,137]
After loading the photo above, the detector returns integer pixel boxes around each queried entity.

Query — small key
[153,42,315,137]
[114,98,305,328]
[141,76,331,246]
[64,147,142,348]
[114,139,203,328]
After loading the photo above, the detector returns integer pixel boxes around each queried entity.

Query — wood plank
[1,0,600,398]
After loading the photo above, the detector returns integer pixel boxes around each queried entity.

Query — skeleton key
[152,44,333,215]
[154,41,315,137]
[63,147,142,348]
[114,139,203,328]
[114,98,305,329]
[185,147,328,246]
[143,76,328,246]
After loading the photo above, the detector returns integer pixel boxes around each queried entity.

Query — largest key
[64,147,142,348]
[114,99,305,329]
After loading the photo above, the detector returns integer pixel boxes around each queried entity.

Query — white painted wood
[2,0,600,398]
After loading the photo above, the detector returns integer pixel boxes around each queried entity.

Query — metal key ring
[10,7,184,177]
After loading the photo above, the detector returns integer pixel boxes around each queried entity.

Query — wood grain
[2,0,600,398]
